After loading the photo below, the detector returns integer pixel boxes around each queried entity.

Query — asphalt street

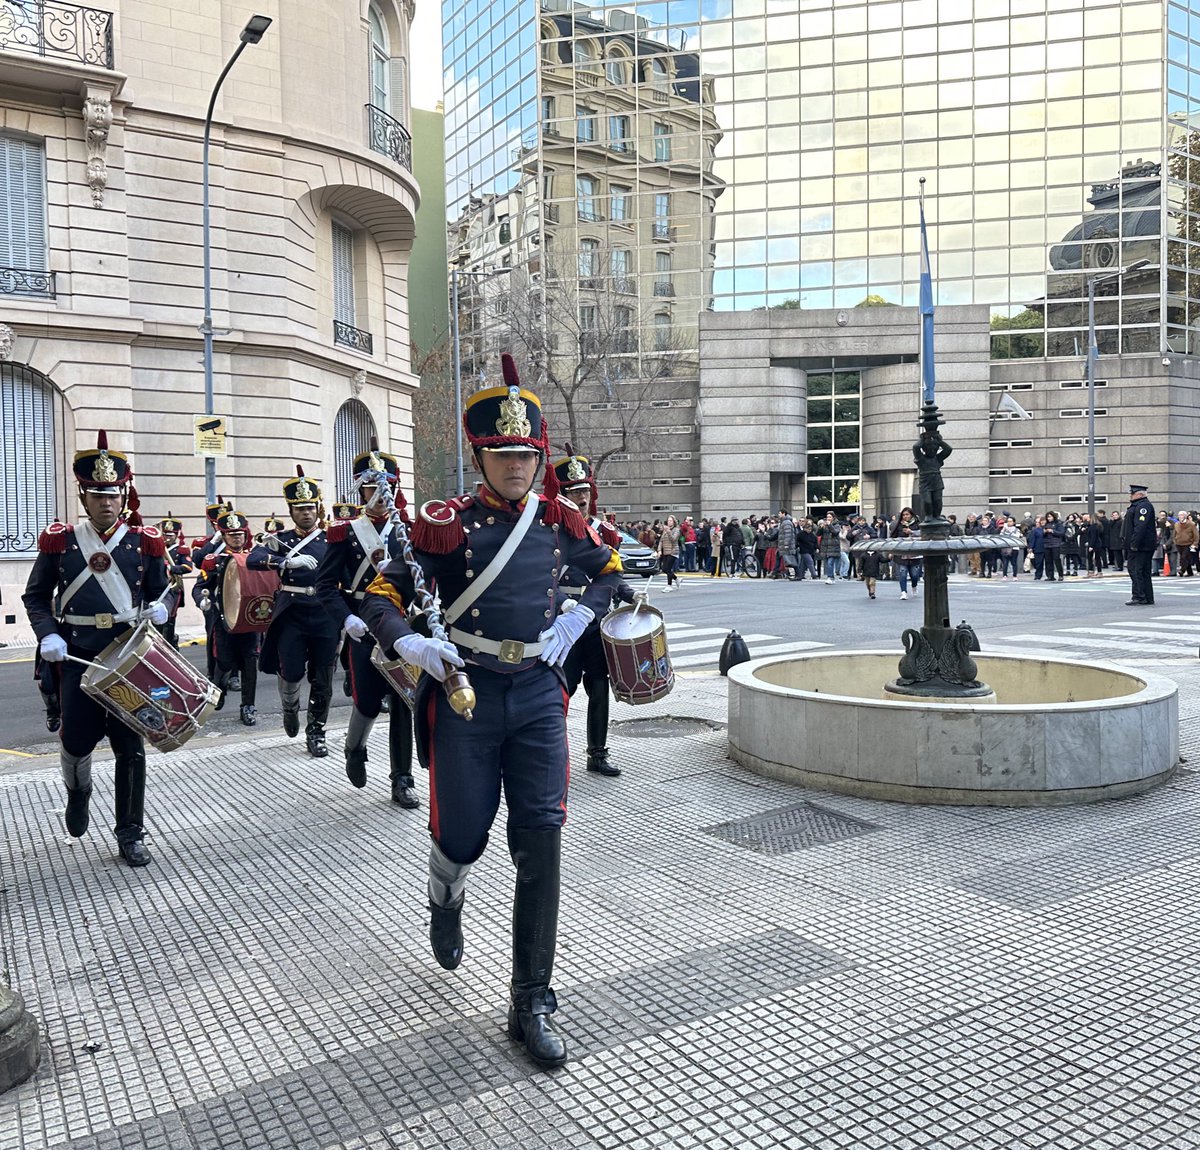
[2,567,1195,755]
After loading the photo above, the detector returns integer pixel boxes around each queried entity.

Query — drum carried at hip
[369,641,422,712]
[70,621,221,752]
[217,552,278,633]
[600,601,674,704]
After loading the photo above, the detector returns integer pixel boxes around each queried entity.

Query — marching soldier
[248,468,337,756]
[1124,483,1157,606]
[328,499,361,701]
[22,431,169,867]
[360,356,623,1069]
[551,449,640,778]
[191,496,231,683]
[158,513,193,649]
[201,509,260,724]
[315,446,417,805]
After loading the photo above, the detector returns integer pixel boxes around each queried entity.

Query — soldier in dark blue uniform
[314,446,417,806]
[552,449,641,777]
[1123,483,1157,606]
[22,431,169,867]
[361,357,623,1069]
[200,510,260,724]
[158,513,193,649]
[247,468,338,755]
[191,497,231,683]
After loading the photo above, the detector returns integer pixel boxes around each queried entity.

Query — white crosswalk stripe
[999,612,1199,661]
[663,622,831,671]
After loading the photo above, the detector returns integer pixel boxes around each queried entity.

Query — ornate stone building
[0,0,420,645]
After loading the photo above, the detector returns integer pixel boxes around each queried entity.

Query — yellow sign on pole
[193,415,228,457]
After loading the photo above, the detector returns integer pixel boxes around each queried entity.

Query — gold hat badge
[92,450,118,484]
[367,450,385,472]
[496,386,531,437]
[295,478,314,501]
[566,457,586,482]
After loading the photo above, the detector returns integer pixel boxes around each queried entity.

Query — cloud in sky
[411,2,444,110]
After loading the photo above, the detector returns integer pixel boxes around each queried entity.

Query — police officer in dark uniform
[201,509,260,724]
[1123,483,1157,606]
[361,357,623,1069]
[551,449,641,777]
[191,496,231,683]
[22,431,169,866]
[248,468,338,755]
[158,513,193,649]
[315,446,417,806]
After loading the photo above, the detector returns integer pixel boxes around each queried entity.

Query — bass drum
[80,622,221,752]
[220,552,278,633]
[600,602,674,705]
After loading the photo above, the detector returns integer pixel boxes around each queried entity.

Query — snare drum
[600,602,674,704]
[80,623,221,752]
[220,552,278,633]
[368,642,422,712]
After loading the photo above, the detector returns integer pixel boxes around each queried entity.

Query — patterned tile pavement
[1,651,1199,1149]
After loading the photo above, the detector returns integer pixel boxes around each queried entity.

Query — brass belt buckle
[95,612,114,630]
[498,639,525,664]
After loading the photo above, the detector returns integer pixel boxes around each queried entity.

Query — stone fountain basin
[727,651,1178,805]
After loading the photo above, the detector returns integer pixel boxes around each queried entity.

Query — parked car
[618,531,659,578]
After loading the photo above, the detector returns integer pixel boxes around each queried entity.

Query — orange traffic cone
[1163,552,1171,577]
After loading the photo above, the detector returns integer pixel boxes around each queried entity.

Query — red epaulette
[411,500,467,554]
[598,521,622,549]
[326,521,349,544]
[38,522,72,554]
[201,553,219,572]
[541,494,588,540]
[137,524,166,558]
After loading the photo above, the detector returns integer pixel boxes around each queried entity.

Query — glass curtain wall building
[445,0,1200,515]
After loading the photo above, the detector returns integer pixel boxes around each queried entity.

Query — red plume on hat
[97,430,108,450]
[297,465,305,477]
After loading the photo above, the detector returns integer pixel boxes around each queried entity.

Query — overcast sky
[411,3,444,111]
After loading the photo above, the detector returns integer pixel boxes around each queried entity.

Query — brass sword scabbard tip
[444,672,476,721]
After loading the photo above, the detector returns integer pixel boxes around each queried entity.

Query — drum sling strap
[349,518,394,597]
[58,521,138,626]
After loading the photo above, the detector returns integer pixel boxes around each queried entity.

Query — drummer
[551,449,641,778]
[191,495,231,683]
[248,468,338,756]
[201,508,259,725]
[22,431,169,867]
[359,357,622,1069]
[158,513,193,649]
[314,446,417,805]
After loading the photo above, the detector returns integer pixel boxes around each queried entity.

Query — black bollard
[719,630,751,675]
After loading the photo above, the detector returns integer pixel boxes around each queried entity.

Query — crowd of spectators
[611,506,1200,594]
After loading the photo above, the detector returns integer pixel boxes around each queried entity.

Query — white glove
[633,589,649,605]
[145,601,169,626]
[283,554,318,571]
[199,598,210,613]
[39,634,67,663]
[394,633,465,682]
[538,604,595,667]
[344,614,369,640]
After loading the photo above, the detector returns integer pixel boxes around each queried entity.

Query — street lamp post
[449,265,511,495]
[1085,258,1148,520]
[200,14,272,505]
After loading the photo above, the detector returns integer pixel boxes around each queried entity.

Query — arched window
[574,38,599,74]
[1,363,57,555]
[540,20,559,64]
[368,4,389,111]
[650,56,669,91]
[333,398,378,501]
[605,48,627,86]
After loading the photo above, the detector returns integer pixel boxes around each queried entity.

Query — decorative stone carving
[351,369,367,396]
[83,93,113,208]
[0,324,13,362]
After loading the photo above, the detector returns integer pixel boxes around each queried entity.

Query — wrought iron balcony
[0,0,114,68]
[652,223,676,242]
[0,265,55,298]
[334,319,373,356]
[653,280,675,297]
[365,103,411,171]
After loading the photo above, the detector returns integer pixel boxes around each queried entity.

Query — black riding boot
[305,664,332,757]
[60,750,93,837]
[279,677,302,738]
[428,840,472,970]
[388,701,418,807]
[507,825,567,1068]
[584,678,619,777]
[114,744,151,867]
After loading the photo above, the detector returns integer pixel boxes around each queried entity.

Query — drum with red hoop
[219,552,278,633]
[600,602,674,705]
[369,642,422,712]
[78,623,221,752]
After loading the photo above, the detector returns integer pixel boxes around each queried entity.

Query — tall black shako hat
[552,446,597,516]
[463,354,569,512]
[159,512,184,534]
[74,430,144,525]
[206,495,231,524]
[351,437,408,523]
[218,507,249,533]
[283,465,321,506]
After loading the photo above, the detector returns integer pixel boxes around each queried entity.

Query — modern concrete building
[0,0,421,645]
[442,0,722,517]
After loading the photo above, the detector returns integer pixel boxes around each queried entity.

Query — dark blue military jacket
[1124,497,1157,552]
[248,528,328,622]
[314,513,406,630]
[23,521,169,653]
